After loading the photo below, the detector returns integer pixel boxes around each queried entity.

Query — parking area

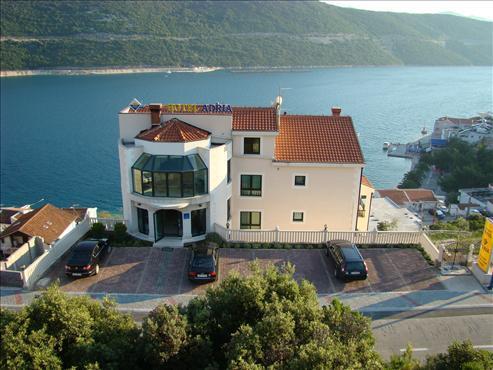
[40,246,444,294]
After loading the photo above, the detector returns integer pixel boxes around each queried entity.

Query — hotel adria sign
[477,217,493,273]
[163,103,232,114]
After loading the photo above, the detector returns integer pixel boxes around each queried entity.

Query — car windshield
[346,261,365,270]
[191,256,214,269]
[68,250,91,261]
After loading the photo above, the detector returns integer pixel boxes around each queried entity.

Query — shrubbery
[2,268,491,369]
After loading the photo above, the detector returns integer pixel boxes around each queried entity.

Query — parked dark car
[188,246,218,282]
[326,240,368,281]
[65,239,110,277]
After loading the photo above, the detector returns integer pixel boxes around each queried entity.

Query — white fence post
[323,225,328,244]
[275,226,280,244]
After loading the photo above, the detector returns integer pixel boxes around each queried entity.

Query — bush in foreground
[2,267,492,369]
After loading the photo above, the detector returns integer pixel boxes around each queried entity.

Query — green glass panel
[188,154,206,170]
[240,212,250,229]
[183,172,194,197]
[133,169,142,194]
[154,172,167,196]
[133,153,151,170]
[251,212,261,225]
[194,170,207,195]
[252,175,261,189]
[168,173,181,197]
[142,171,153,196]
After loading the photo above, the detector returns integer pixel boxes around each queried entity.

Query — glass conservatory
[132,153,208,198]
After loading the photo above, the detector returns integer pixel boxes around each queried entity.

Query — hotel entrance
[154,209,182,241]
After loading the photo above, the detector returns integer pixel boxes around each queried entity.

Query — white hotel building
[118,100,371,246]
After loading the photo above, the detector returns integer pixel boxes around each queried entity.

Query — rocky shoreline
[0,66,222,77]
[0,64,371,78]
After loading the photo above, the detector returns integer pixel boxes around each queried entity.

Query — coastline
[0,64,395,77]
[0,66,223,78]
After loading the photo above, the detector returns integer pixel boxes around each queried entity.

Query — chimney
[149,104,162,126]
[331,106,342,116]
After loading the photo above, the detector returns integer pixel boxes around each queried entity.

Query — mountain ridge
[1,1,491,70]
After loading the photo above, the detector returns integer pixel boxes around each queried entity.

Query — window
[131,153,208,198]
[227,159,232,183]
[293,212,304,222]
[240,211,261,229]
[142,171,153,196]
[244,138,260,154]
[241,175,262,196]
[168,173,181,197]
[133,169,143,194]
[137,208,149,235]
[294,175,306,186]
[191,208,207,237]
[182,172,194,197]
[227,198,231,220]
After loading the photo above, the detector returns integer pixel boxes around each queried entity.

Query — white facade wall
[119,110,152,141]
[230,157,362,231]
[118,108,363,245]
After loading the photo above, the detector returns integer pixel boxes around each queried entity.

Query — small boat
[382,142,390,150]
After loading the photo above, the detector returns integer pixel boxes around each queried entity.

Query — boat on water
[382,142,390,150]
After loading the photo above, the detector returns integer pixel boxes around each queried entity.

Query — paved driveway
[40,247,444,294]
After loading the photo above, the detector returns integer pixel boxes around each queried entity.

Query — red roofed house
[0,204,84,257]
[375,188,438,213]
[118,100,370,246]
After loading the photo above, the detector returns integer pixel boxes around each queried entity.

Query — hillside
[1,1,491,70]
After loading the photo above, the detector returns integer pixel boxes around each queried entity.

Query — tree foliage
[1,268,491,369]
[0,1,491,70]
[399,139,493,202]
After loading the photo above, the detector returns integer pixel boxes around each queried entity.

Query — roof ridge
[16,204,49,232]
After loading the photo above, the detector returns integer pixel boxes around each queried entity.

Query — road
[373,314,493,360]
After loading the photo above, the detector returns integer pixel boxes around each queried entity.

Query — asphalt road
[373,314,493,360]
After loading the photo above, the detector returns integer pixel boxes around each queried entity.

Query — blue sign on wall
[183,213,190,220]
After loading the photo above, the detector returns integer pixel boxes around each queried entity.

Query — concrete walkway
[2,287,491,319]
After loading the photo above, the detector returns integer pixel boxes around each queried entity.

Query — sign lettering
[162,103,232,114]
[477,217,493,273]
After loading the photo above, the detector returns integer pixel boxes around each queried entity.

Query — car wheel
[95,264,100,275]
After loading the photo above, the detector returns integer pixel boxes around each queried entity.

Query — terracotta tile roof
[404,189,438,203]
[361,176,374,189]
[377,189,437,206]
[232,107,278,131]
[0,204,78,245]
[136,118,211,143]
[274,115,364,164]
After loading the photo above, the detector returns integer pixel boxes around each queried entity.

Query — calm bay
[1,67,491,212]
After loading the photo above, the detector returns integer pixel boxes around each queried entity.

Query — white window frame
[291,210,305,224]
[292,173,308,188]
[242,137,262,156]
[239,172,264,199]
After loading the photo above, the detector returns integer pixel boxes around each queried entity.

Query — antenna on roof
[29,198,44,208]
[129,98,142,111]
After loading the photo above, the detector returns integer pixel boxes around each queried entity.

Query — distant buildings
[118,100,371,247]
[375,188,439,214]
[431,113,493,148]
[453,184,493,217]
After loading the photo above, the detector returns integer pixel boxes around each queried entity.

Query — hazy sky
[324,1,493,21]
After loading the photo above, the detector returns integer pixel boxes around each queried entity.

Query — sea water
[1,67,491,212]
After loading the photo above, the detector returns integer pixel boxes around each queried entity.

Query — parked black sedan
[326,240,368,281]
[188,245,218,282]
[65,239,111,277]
